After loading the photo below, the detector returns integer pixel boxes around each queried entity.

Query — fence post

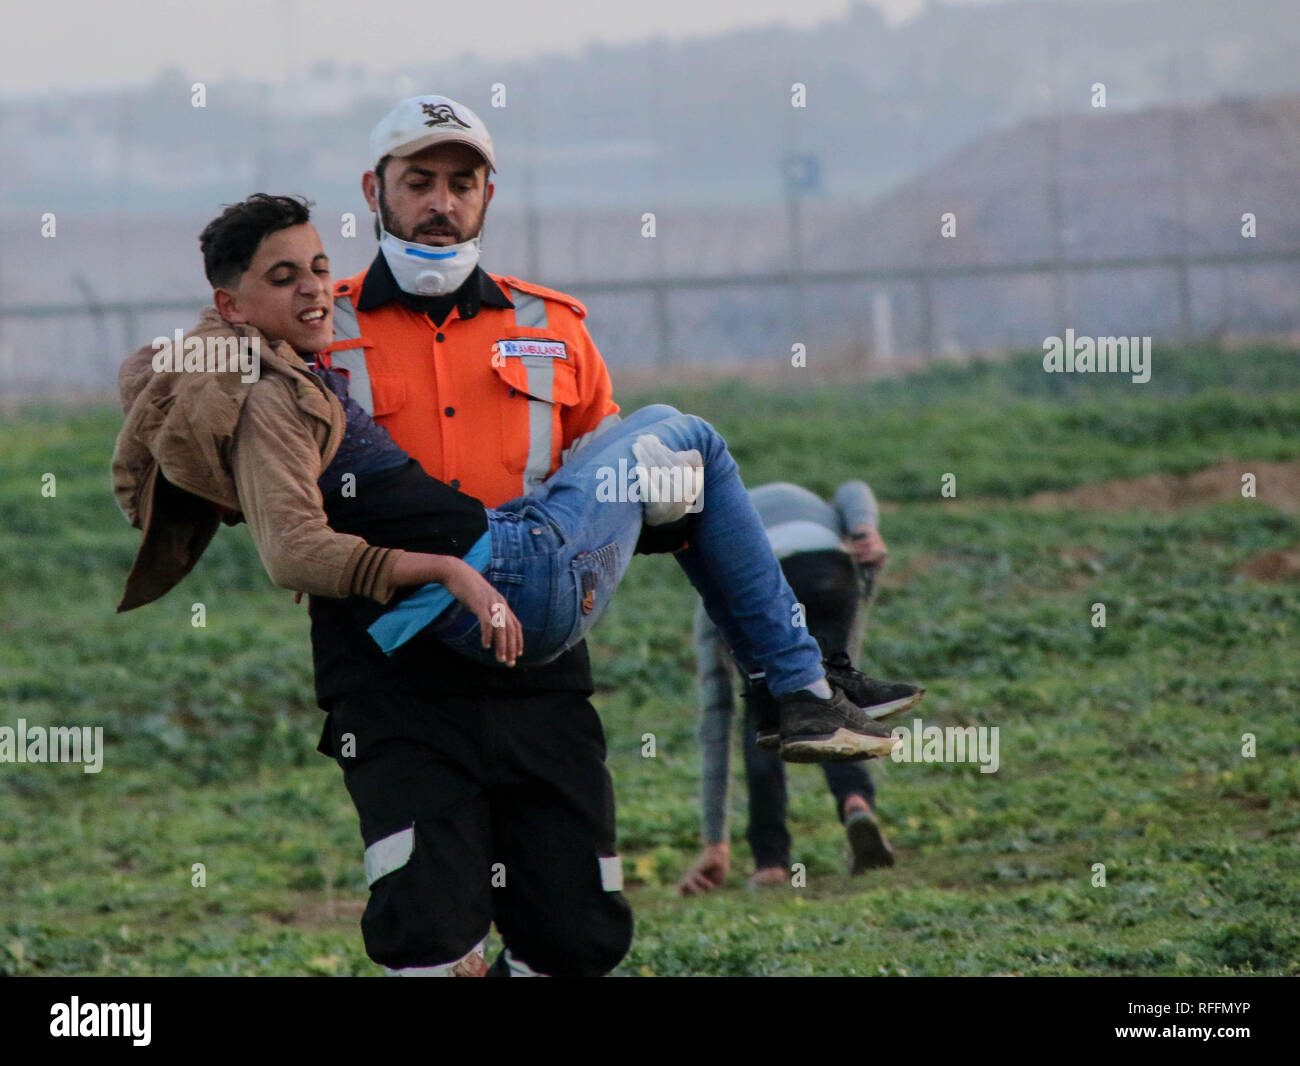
[653,282,673,368]
[872,289,894,364]
[123,309,140,355]
[918,272,935,360]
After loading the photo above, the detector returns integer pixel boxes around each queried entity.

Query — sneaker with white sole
[823,652,925,720]
[777,683,903,763]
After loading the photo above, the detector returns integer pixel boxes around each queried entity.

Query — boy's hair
[199,194,313,289]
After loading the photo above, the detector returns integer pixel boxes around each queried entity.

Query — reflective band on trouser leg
[521,356,556,494]
[364,824,414,886]
[503,948,546,977]
[511,292,549,330]
[364,826,488,976]
[385,938,488,977]
[599,855,624,892]
[328,295,374,414]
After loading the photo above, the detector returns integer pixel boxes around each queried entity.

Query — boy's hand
[438,558,524,667]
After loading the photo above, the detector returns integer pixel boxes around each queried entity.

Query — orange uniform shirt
[325,261,619,509]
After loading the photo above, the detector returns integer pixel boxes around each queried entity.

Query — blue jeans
[431,405,827,697]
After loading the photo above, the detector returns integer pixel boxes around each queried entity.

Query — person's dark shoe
[822,651,925,720]
[777,683,903,763]
[743,675,782,751]
[845,805,895,874]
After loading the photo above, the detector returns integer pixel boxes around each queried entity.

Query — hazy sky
[2,0,1013,95]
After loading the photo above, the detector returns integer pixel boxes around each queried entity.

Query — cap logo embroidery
[421,102,470,129]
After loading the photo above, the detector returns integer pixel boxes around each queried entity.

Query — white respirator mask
[378,220,481,297]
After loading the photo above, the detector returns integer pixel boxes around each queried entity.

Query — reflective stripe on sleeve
[562,411,622,465]
[364,824,414,886]
[512,292,549,330]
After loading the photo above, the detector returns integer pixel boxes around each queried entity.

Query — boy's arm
[229,380,405,602]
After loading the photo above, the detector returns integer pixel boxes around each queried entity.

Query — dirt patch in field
[282,897,366,928]
[1239,546,1300,583]
[877,552,947,589]
[1054,547,1104,590]
[1025,459,1300,514]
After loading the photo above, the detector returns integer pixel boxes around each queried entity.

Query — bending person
[680,481,918,893]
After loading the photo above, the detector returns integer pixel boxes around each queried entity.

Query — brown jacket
[111,307,403,612]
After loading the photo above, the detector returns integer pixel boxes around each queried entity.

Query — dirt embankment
[1023,458,1300,584]
[880,460,1298,586]
[1025,459,1300,515]
[1239,547,1300,583]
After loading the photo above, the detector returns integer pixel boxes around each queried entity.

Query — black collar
[356,252,513,322]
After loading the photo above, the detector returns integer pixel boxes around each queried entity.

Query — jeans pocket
[521,502,567,546]
[566,540,622,647]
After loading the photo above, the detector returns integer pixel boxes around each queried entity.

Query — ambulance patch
[496,339,567,360]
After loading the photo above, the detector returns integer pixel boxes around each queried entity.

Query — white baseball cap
[369,94,496,173]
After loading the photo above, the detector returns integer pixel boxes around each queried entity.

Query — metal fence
[2,246,1298,397]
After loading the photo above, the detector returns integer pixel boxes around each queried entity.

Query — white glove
[631,434,704,525]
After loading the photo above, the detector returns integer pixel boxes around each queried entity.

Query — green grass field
[2,343,1298,976]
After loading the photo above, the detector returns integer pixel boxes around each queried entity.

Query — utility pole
[1036,6,1070,339]
[1044,98,1071,338]
[117,90,133,350]
[1167,53,1194,341]
[648,41,673,368]
[252,83,270,192]
[786,171,807,342]
[522,68,541,281]
[918,259,935,361]
[783,153,818,349]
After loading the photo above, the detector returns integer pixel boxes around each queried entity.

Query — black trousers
[744,550,877,869]
[320,688,633,976]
